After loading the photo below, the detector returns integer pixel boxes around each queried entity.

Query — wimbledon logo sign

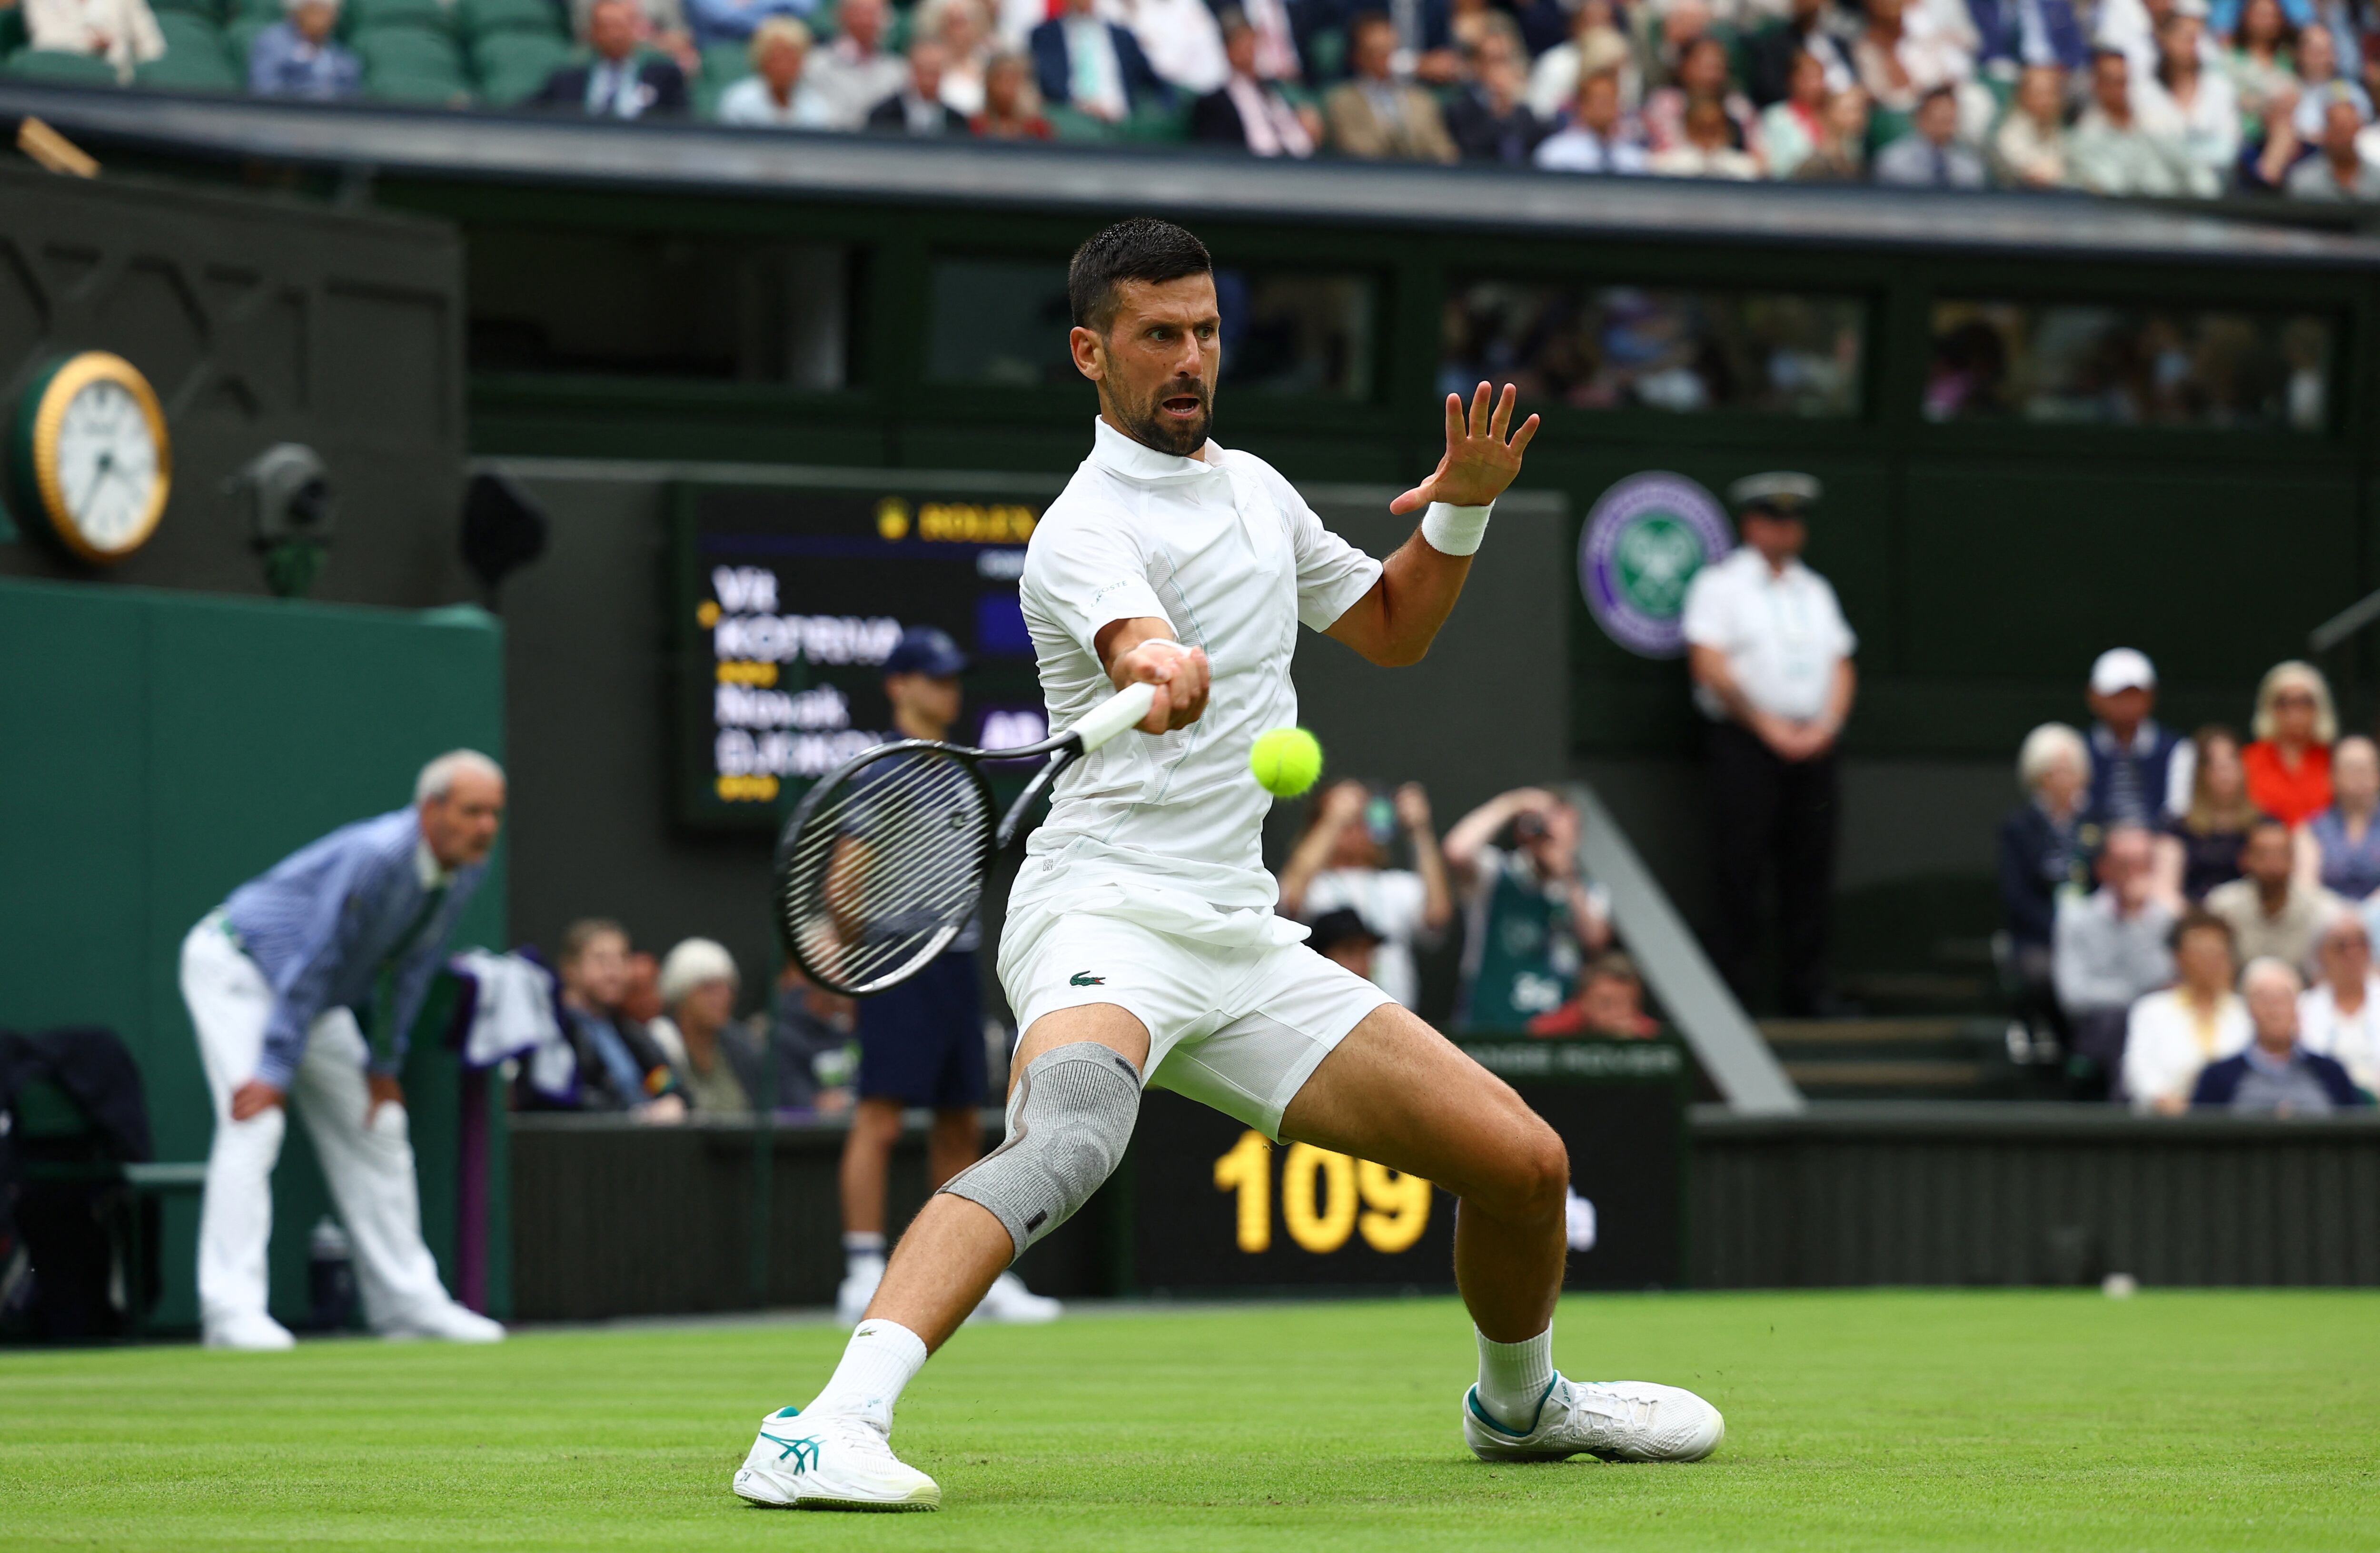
[1577,471,1733,659]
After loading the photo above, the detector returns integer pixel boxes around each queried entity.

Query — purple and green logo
[1577,472,1732,659]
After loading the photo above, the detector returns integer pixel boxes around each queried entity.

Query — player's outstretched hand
[1112,637,1211,734]
[1389,381,1541,515]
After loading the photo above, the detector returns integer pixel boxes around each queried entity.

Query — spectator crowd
[2001,647,2380,1114]
[1277,776,1661,1040]
[518,915,863,1120]
[12,0,2380,199]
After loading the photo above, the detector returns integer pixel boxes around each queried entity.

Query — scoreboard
[670,475,1062,829]
[1126,1038,1688,1293]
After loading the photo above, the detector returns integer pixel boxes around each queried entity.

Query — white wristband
[1420,500,1494,557]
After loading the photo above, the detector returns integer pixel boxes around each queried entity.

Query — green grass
[3,1290,2378,1550]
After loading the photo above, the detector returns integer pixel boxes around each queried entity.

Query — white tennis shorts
[999,904,1394,1140]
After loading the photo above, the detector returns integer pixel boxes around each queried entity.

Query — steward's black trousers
[1707,720,1838,1016]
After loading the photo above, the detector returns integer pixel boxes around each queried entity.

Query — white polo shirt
[1010,417,1383,947]
[1679,546,1856,723]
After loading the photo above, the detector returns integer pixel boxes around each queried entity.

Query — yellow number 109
[1210,1131,1432,1255]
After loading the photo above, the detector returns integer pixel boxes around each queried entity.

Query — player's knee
[936,1042,1140,1262]
[1482,1114,1569,1223]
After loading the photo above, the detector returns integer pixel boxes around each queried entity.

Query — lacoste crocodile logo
[1070,971,1106,986]
[758,1432,820,1471]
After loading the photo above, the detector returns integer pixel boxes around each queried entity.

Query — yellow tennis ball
[1250,726,1323,798]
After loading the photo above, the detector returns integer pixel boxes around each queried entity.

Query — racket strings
[780,748,992,992]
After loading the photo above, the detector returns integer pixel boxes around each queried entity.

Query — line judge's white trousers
[181,918,459,1334]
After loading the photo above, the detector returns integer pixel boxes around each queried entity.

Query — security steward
[1680,473,1859,1017]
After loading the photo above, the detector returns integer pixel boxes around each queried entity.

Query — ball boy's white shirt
[1010,417,1382,949]
[1679,546,1857,724]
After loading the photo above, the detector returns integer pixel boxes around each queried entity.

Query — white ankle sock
[806,1319,929,1431]
[843,1233,887,1279]
[1475,1326,1557,1433]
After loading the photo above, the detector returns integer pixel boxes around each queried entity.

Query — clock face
[17,351,173,564]
[55,378,163,556]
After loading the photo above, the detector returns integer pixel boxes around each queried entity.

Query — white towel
[448,950,568,1095]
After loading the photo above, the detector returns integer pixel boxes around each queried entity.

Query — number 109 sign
[1124,1044,1686,1293]
[1132,1091,1457,1289]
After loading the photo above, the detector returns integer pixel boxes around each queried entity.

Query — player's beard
[1118,375,1212,457]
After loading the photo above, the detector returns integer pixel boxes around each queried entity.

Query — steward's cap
[884,625,970,678]
[1728,472,1822,518]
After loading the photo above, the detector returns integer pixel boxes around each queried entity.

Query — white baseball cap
[2089,647,2157,696]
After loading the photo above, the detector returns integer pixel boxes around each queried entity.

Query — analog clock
[10,351,172,564]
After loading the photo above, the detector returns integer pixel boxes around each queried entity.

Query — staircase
[1756,1017,2029,1100]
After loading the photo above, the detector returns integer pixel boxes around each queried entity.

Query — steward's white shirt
[1680,546,1857,723]
[2300,975,2380,1095]
[1011,418,1383,946]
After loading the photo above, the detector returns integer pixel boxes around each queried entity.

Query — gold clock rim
[32,351,173,565]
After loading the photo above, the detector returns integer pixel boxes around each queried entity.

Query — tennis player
[734,218,1723,1510]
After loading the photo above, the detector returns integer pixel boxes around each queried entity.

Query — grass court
[4,1289,2376,1551]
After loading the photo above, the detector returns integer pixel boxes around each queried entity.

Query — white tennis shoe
[1463,1375,1725,1464]
[203,1311,296,1351]
[379,1301,506,1343]
[969,1271,1061,1325]
[835,1264,883,1327]
[732,1407,942,1511]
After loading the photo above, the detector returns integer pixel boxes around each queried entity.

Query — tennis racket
[771,680,1158,997]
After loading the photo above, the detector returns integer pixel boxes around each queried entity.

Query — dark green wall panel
[1902,464,2361,682]
[0,586,150,1045]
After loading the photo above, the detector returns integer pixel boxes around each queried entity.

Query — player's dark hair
[1067,218,1212,333]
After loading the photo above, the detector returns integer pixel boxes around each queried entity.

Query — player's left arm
[1326,382,1539,668]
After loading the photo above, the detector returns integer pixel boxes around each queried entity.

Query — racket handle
[1071,681,1159,752]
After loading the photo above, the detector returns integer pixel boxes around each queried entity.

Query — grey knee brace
[939,1042,1141,1261]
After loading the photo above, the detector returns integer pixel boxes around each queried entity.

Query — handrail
[1566,782,1805,1115]
[2308,585,2380,654]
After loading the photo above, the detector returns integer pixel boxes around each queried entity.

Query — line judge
[1682,472,1858,1018]
[179,751,510,1350]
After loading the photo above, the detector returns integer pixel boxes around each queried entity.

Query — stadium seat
[1866,105,1913,156]
[693,37,744,107]
[347,0,453,36]
[461,0,565,37]
[698,39,742,76]
[0,6,27,54]
[137,12,244,89]
[354,24,470,100]
[148,0,225,21]
[224,14,271,62]
[1302,25,1344,82]
[1123,99,1191,142]
[1044,103,1116,141]
[694,49,744,117]
[471,29,567,102]
[2,47,123,84]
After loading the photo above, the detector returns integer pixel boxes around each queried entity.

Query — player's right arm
[1095,617,1211,735]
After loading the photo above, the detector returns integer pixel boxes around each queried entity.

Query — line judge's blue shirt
[221,808,486,1089]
